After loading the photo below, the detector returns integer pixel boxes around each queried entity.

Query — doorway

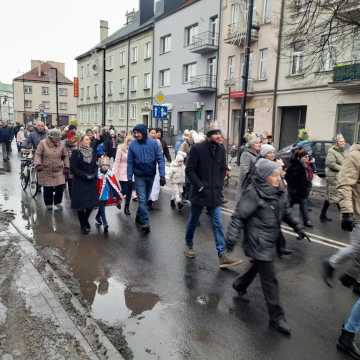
[179,111,197,132]
[279,106,307,148]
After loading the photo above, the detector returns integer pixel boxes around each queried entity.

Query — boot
[322,260,335,287]
[320,200,332,222]
[337,328,360,360]
[124,205,131,216]
[219,253,243,269]
[170,199,176,209]
[269,318,291,336]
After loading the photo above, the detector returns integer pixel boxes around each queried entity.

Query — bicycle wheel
[20,165,30,191]
[29,166,39,198]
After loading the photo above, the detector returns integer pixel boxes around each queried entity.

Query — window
[160,34,172,54]
[59,88,67,96]
[291,41,305,75]
[59,102,67,111]
[246,109,255,133]
[108,81,113,96]
[185,24,198,46]
[80,66,84,79]
[80,88,84,99]
[183,63,197,83]
[231,3,240,25]
[320,35,336,71]
[41,87,49,95]
[144,42,152,59]
[24,100,32,108]
[107,103,113,119]
[259,48,268,80]
[24,85,32,94]
[144,73,151,89]
[119,79,126,93]
[120,104,126,119]
[120,49,127,67]
[130,103,137,120]
[262,0,272,23]
[159,69,170,87]
[42,101,50,110]
[130,76,138,92]
[107,55,113,69]
[86,86,90,99]
[94,84,98,98]
[131,46,138,63]
[227,56,235,80]
[86,64,90,77]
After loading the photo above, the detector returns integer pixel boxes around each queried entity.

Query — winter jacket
[34,138,69,187]
[186,140,226,208]
[169,161,185,185]
[161,138,172,163]
[0,126,13,143]
[96,169,122,206]
[70,149,98,210]
[226,177,302,262]
[25,129,47,149]
[326,145,345,203]
[337,144,360,222]
[104,136,117,159]
[238,147,258,186]
[112,146,128,182]
[16,130,25,144]
[127,124,165,179]
[285,158,311,203]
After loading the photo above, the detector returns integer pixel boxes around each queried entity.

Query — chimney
[125,9,136,24]
[140,0,154,25]
[164,0,185,13]
[100,20,109,42]
[38,62,42,77]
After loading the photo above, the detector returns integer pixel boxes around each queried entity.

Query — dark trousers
[1,143,8,160]
[43,185,64,206]
[120,181,132,207]
[67,179,73,199]
[96,201,108,226]
[290,198,309,223]
[233,260,285,321]
[77,208,93,229]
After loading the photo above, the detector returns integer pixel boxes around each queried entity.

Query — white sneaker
[54,204,63,211]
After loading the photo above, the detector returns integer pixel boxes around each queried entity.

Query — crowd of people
[2,119,360,358]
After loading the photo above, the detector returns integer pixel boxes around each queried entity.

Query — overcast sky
[0,0,137,84]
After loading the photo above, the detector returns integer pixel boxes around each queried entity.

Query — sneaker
[95,216,102,226]
[54,204,63,211]
[269,318,291,336]
[46,205,53,211]
[184,247,196,259]
[141,224,151,234]
[219,254,243,269]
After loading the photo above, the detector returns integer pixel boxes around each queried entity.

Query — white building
[0,82,14,124]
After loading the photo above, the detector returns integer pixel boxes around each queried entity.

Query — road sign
[154,92,165,104]
[153,105,168,119]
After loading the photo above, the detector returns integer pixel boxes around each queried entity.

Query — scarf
[79,145,93,164]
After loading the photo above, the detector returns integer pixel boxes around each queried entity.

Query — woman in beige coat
[34,129,69,211]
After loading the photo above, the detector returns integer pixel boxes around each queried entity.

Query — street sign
[154,92,165,104]
[153,105,168,119]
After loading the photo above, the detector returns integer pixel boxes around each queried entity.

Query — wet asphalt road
[0,149,358,360]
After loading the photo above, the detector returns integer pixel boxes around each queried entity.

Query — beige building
[217,0,280,145]
[13,60,77,126]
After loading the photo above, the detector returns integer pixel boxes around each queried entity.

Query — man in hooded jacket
[127,124,165,233]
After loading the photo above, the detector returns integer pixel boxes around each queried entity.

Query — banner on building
[73,77,79,97]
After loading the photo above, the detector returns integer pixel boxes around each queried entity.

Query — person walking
[104,129,118,160]
[113,135,133,216]
[70,135,98,234]
[127,124,165,233]
[25,120,47,150]
[184,129,242,268]
[320,134,346,222]
[285,148,313,227]
[34,129,69,211]
[169,151,186,210]
[16,126,26,152]
[64,129,78,198]
[0,121,13,162]
[156,128,172,163]
[227,158,307,335]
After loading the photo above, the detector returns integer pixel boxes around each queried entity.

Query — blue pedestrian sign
[153,105,168,119]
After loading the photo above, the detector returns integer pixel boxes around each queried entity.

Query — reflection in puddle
[91,278,160,324]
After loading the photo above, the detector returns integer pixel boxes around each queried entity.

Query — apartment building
[217,0,281,145]
[153,0,221,136]
[0,82,14,124]
[13,61,77,126]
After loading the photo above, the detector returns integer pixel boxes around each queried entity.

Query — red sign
[230,90,245,99]
[73,77,79,97]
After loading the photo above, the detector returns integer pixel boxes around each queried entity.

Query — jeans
[233,260,285,321]
[43,185,64,206]
[185,205,226,256]
[96,201,108,226]
[120,181,133,207]
[345,298,360,333]
[134,176,154,225]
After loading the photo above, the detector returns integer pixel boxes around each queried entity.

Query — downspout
[151,26,155,128]
[271,0,285,149]
[126,38,131,133]
[214,0,223,124]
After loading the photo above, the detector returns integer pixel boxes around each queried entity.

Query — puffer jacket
[169,161,185,185]
[226,177,302,262]
[325,145,345,203]
[337,144,360,222]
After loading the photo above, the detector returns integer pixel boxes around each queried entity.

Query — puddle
[91,278,160,324]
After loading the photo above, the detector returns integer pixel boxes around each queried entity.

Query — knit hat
[206,129,221,137]
[255,158,281,180]
[260,144,275,158]
[99,156,111,167]
[48,129,61,141]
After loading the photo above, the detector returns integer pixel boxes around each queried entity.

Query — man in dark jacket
[25,120,47,150]
[0,121,13,161]
[184,129,242,269]
[227,158,307,336]
[128,124,165,233]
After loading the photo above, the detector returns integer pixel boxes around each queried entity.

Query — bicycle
[20,149,39,198]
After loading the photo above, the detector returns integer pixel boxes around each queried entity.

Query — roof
[156,0,200,21]
[13,62,73,84]
[76,11,154,61]
[0,82,12,93]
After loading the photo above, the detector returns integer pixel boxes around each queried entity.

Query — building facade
[153,0,221,137]
[0,82,14,124]
[13,61,77,126]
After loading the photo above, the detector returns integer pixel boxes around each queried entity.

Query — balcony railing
[224,77,254,98]
[224,23,259,46]
[188,75,217,93]
[334,62,360,82]
[188,31,219,54]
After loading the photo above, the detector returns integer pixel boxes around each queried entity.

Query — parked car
[278,140,335,177]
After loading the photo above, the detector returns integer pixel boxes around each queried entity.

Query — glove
[342,213,354,232]
[160,176,166,187]
[36,164,44,172]
[297,230,311,242]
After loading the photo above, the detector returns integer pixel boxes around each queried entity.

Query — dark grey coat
[226,178,302,261]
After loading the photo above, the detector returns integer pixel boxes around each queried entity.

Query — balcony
[224,78,254,99]
[224,23,258,46]
[328,62,360,91]
[188,75,217,94]
[188,31,219,54]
